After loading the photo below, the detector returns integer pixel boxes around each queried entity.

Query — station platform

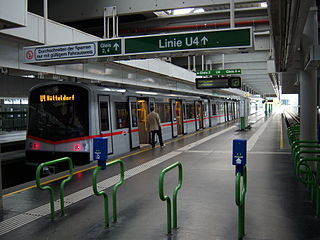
[1,112,320,239]
[0,131,26,166]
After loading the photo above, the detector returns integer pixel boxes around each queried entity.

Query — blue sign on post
[93,137,108,170]
[232,139,247,175]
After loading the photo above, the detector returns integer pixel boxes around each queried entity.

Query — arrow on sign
[201,36,208,45]
[236,158,242,164]
[113,43,120,51]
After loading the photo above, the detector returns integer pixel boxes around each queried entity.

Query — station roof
[1,0,310,98]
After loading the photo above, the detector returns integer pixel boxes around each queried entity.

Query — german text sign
[125,28,252,54]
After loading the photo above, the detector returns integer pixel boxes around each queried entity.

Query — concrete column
[0,144,2,212]
[300,70,317,141]
[300,2,318,141]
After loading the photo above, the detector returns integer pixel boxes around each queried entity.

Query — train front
[26,83,90,166]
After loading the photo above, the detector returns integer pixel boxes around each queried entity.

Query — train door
[196,101,204,130]
[224,102,228,122]
[171,100,178,137]
[175,100,183,135]
[208,100,212,127]
[203,100,209,128]
[137,98,149,145]
[98,95,113,154]
[182,100,187,134]
[128,97,139,149]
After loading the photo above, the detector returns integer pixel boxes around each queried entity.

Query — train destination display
[196,77,241,89]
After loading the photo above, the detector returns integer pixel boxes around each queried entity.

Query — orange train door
[175,100,183,135]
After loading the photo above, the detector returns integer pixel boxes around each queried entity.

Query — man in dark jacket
[147,106,164,148]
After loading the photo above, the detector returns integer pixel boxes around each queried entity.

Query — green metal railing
[35,157,74,221]
[286,122,320,217]
[296,156,320,216]
[92,159,124,227]
[235,166,247,240]
[293,146,320,167]
[159,162,183,235]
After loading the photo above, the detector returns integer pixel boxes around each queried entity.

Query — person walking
[147,106,164,148]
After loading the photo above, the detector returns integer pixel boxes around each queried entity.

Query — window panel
[115,102,129,129]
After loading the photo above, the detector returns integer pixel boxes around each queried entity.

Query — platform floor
[1,112,320,239]
[0,131,26,144]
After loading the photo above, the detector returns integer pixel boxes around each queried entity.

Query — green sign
[98,39,122,56]
[125,28,252,54]
[196,77,241,89]
[196,69,242,76]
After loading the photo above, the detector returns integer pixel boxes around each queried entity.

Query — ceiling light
[260,2,268,8]
[173,8,194,15]
[136,91,158,95]
[193,8,205,14]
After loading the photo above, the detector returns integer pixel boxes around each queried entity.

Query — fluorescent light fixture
[173,8,194,15]
[193,8,205,13]
[103,88,126,93]
[260,2,268,8]
[154,11,168,17]
[136,91,158,95]
[22,75,35,78]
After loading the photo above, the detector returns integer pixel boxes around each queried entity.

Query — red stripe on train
[27,128,140,145]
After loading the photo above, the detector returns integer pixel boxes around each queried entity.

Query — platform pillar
[0,144,3,212]
[300,2,318,144]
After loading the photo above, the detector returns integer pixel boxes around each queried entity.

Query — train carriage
[26,81,238,166]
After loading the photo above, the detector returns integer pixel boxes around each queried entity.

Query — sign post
[93,138,108,169]
[232,139,247,240]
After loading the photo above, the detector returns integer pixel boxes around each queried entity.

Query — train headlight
[30,142,40,150]
[74,144,81,151]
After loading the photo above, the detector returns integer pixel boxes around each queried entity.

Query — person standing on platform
[147,106,164,148]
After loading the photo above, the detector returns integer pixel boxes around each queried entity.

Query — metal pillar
[300,70,317,141]
[300,2,318,142]
[0,144,2,213]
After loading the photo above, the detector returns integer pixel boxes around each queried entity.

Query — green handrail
[296,157,320,216]
[235,166,247,240]
[92,159,124,227]
[287,130,300,145]
[292,145,320,166]
[291,140,319,157]
[159,162,183,235]
[294,150,320,172]
[35,157,73,221]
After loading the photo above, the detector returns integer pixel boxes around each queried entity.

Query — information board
[196,77,241,89]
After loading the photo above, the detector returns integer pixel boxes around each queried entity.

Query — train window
[100,101,110,131]
[212,104,217,115]
[155,102,171,123]
[130,102,138,128]
[28,84,89,141]
[115,102,129,129]
[203,103,207,117]
[185,103,195,119]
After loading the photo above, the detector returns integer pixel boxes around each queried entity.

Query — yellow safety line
[280,120,284,149]
[3,124,221,198]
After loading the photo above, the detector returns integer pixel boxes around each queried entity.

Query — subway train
[25,82,240,165]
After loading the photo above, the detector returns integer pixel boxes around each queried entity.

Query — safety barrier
[235,165,247,239]
[92,159,124,227]
[287,123,320,217]
[159,162,183,235]
[35,157,73,221]
[296,156,320,216]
